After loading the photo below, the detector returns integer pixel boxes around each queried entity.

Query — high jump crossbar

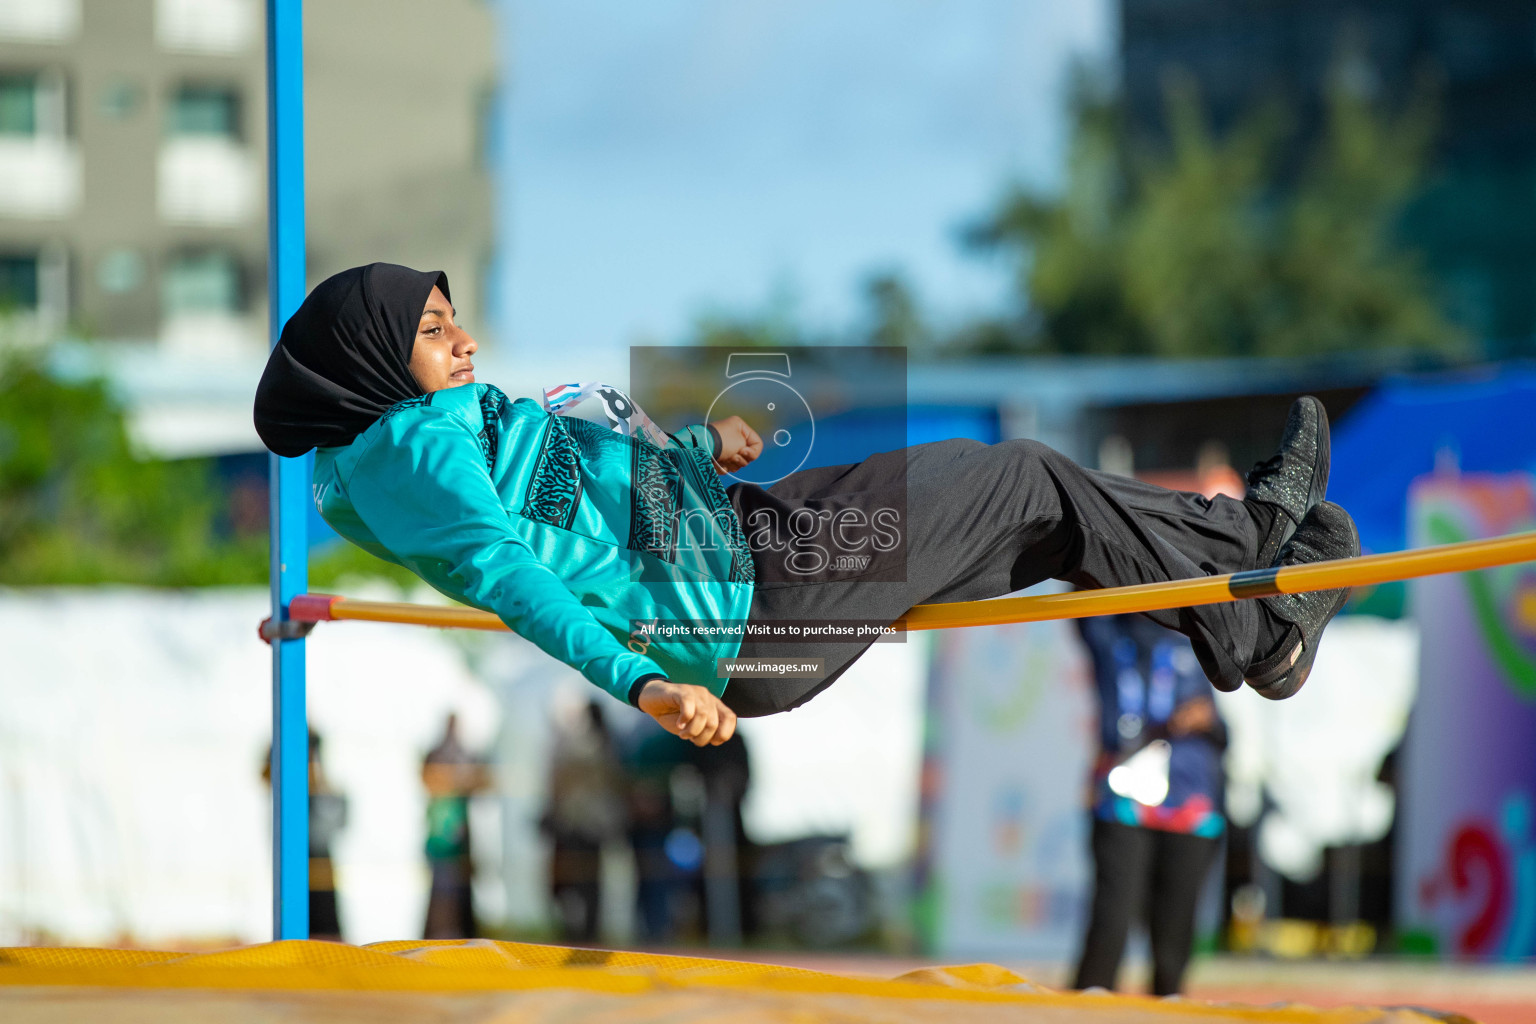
[282,530,1536,635]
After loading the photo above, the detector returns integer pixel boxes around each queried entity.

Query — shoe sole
[1245,500,1359,701]
[1246,586,1349,700]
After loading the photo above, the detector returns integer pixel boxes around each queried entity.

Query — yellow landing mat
[0,940,1467,1024]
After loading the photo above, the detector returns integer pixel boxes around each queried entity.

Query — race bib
[541,381,671,448]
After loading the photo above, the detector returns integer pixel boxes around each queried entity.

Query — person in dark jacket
[541,700,625,943]
[1072,614,1227,996]
[262,729,348,942]
[421,714,489,939]
[253,264,1359,749]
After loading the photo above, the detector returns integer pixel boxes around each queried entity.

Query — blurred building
[1120,0,1536,357]
[0,0,497,353]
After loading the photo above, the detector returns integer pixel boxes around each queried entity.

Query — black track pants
[1072,818,1220,996]
[723,437,1269,717]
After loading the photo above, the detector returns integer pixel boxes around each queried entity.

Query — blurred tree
[0,352,265,584]
[862,270,929,350]
[681,273,938,351]
[967,68,1465,358]
[685,280,815,349]
[0,351,411,587]
[688,311,796,349]
[310,536,420,589]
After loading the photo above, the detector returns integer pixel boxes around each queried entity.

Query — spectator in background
[421,713,490,939]
[1071,614,1228,996]
[689,732,754,944]
[622,722,693,943]
[619,721,755,944]
[1072,448,1241,995]
[262,728,349,942]
[542,700,626,943]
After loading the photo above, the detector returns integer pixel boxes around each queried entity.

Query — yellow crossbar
[901,529,1536,630]
[288,531,1536,635]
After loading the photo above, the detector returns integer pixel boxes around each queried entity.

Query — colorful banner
[915,603,1095,958]
[1398,472,1536,959]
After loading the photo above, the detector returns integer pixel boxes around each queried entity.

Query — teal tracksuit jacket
[312,383,756,704]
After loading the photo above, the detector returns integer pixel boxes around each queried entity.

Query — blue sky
[493,0,1111,356]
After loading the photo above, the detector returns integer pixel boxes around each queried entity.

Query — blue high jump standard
[266,0,309,942]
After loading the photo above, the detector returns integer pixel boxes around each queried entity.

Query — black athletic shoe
[1244,501,1360,701]
[1245,396,1331,569]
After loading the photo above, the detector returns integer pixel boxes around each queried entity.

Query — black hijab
[253,262,450,456]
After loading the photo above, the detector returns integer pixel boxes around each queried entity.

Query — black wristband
[627,673,668,708]
[706,423,723,459]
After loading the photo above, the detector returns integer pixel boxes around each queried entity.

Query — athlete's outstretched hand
[709,415,762,474]
[637,679,737,746]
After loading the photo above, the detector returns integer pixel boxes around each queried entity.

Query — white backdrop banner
[0,587,501,947]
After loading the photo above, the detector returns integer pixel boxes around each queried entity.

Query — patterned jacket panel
[493,399,754,588]
[313,384,756,704]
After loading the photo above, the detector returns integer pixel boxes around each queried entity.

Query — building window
[163,250,242,315]
[0,75,36,135]
[159,82,253,225]
[0,251,38,311]
[0,72,66,138]
[0,72,79,219]
[0,247,68,331]
[159,249,254,353]
[168,84,240,139]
